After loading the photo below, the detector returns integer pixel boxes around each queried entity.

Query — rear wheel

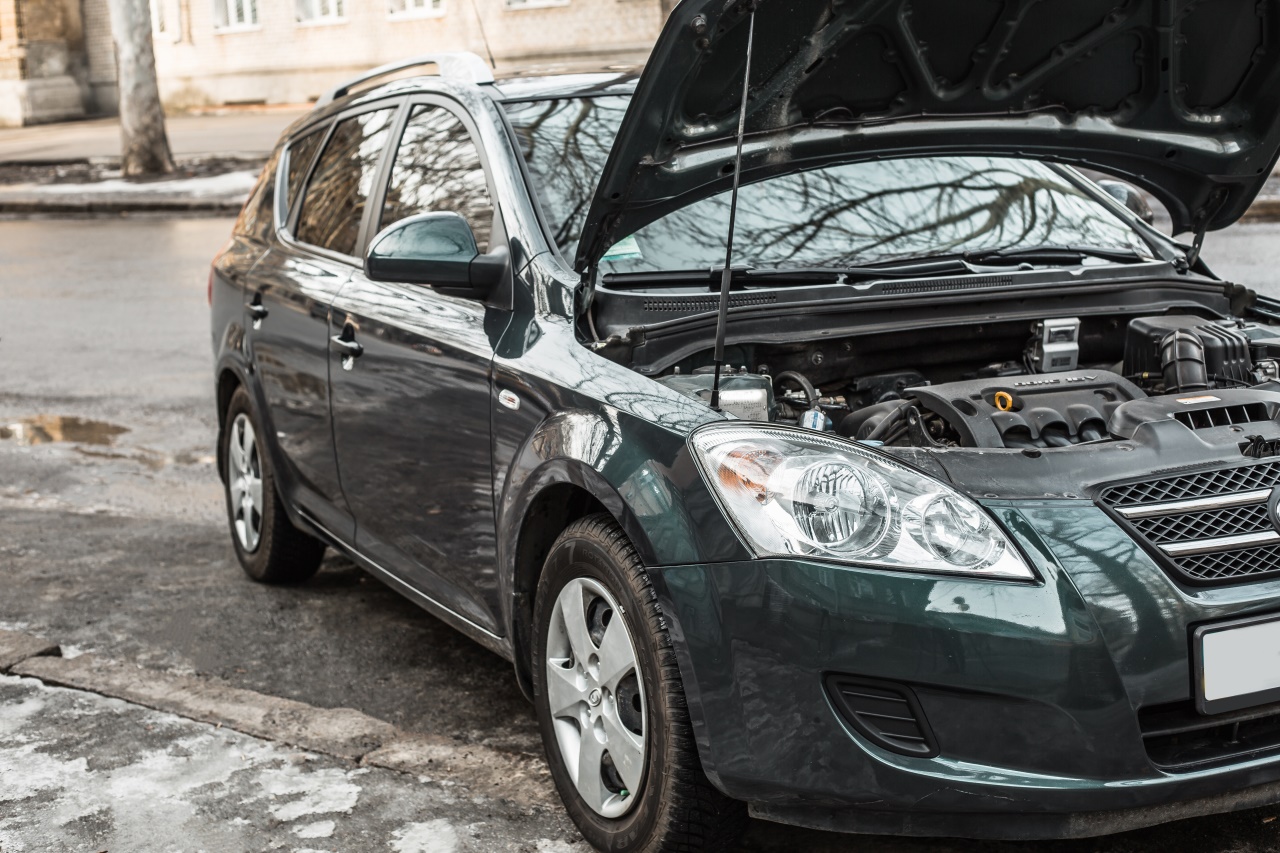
[220,386,324,584]
[532,514,747,852]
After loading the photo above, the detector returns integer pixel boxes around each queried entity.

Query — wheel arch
[215,364,248,483]
[505,460,660,701]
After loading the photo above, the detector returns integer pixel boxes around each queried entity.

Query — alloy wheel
[545,576,648,818]
[227,413,264,553]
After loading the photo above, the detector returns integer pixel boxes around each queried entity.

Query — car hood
[575,0,1280,272]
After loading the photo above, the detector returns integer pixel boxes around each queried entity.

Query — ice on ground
[391,819,460,853]
[22,170,257,197]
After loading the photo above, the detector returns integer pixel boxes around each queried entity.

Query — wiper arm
[959,244,1148,265]
[599,246,1149,291]
[601,259,976,290]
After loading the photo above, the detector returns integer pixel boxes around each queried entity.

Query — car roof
[285,68,638,142]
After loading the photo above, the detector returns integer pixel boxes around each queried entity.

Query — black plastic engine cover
[1125,316,1255,388]
[909,371,1145,449]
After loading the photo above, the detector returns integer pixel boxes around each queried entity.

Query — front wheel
[220,386,325,584]
[532,514,747,852]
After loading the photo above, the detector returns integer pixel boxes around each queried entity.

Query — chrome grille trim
[1161,531,1280,557]
[1115,489,1274,519]
[1099,464,1280,584]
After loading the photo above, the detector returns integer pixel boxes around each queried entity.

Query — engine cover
[908,370,1145,449]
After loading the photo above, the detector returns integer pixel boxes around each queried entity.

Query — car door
[328,100,508,635]
[245,104,401,540]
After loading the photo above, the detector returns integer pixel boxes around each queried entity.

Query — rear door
[245,104,401,539]
[328,100,508,635]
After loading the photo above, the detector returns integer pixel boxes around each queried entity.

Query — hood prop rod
[709,6,757,412]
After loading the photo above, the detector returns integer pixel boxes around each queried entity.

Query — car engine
[656,315,1280,450]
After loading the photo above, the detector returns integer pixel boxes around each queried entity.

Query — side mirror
[364,211,507,299]
[1097,179,1155,225]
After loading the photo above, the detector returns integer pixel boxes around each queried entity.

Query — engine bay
[655,314,1280,450]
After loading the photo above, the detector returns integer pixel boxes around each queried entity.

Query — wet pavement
[4,216,1280,851]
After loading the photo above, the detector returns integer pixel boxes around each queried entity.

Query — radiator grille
[1104,462,1280,507]
[1099,463,1280,585]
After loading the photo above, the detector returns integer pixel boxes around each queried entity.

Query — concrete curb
[0,197,244,215]
[0,629,555,807]
[0,628,60,671]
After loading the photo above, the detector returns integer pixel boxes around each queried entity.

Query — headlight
[690,424,1035,581]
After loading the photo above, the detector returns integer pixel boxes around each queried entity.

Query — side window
[235,143,281,244]
[295,108,397,257]
[379,105,494,252]
[282,129,324,225]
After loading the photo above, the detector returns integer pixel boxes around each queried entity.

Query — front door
[329,102,508,634]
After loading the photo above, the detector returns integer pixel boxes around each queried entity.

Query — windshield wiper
[599,245,1152,291]
[601,259,977,290]
[957,244,1149,266]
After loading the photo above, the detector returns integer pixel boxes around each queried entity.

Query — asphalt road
[4,216,1280,852]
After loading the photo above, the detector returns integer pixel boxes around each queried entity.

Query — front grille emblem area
[1101,464,1280,585]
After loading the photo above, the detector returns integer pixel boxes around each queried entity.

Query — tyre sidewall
[221,387,278,580]
[532,531,670,852]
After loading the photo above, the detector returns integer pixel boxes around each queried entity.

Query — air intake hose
[1160,329,1209,393]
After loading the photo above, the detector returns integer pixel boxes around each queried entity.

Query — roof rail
[315,52,495,107]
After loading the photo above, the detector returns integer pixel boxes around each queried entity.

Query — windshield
[504,95,1152,273]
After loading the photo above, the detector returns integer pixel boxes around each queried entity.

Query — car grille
[1139,700,1280,771]
[1098,463,1280,584]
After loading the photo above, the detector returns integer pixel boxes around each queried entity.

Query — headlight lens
[690,424,1034,580]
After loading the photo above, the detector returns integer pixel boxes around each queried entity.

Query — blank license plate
[1195,614,1280,715]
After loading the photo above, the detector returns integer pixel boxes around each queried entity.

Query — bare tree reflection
[381,106,494,251]
[296,109,397,256]
[505,96,1150,271]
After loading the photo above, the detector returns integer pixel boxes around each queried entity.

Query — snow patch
[390,819,459,853]
[262,765,362,821]
[535,840,592,853]
[26,170,258,198]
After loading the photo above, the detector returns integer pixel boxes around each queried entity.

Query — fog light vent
[825,676,939,758]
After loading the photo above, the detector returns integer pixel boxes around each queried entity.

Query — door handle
[331,335,364,358]
[247,302,268,320]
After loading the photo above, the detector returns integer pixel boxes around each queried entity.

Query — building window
[504,0,568,8]
[150,0,167,33]
[214,0,258,30]
[388,0,443,18]
[297,0,345,22]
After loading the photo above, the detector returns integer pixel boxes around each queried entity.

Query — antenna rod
[709,6,757,412]
[469,0,498,71]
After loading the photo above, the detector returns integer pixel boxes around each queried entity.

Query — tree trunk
[107,0,174,176]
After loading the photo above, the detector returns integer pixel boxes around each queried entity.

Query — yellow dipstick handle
[994,391,1014,412]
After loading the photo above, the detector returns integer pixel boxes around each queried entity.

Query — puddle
[0,416,129,447]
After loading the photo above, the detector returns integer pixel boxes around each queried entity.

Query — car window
[295,108,397,257]
[235,143,281,244]
[283,129,323,224]
[504,96,627,261]
[603,156,1153,274]
[504,96,1153,272]
[379,105,493,253]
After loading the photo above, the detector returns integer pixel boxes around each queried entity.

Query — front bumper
[655,501,1280,839]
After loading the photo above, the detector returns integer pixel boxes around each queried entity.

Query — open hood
[575,0,1280,272]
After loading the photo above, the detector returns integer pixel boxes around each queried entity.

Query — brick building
[1,0,664,125]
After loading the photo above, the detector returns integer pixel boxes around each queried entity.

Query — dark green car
[210,1,1280,850]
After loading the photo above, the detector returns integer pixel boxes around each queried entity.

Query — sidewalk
[0,110,306,215]
[0,108,307,163]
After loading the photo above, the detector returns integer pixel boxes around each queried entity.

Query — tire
[532,514,748,853]
[220,386,325,584]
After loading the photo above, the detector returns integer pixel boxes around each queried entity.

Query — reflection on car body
[210,2,1280,850]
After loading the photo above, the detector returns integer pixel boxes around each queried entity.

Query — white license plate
[1195,614,1280,715]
